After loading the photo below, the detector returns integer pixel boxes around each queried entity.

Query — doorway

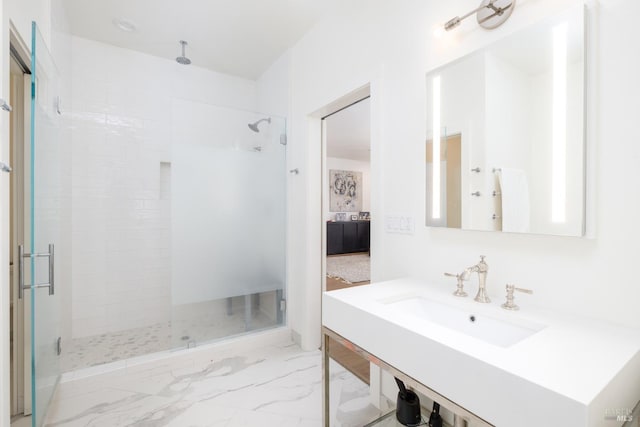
[323,97,371,293]
[9,42,32,423]
[321,96,371,384]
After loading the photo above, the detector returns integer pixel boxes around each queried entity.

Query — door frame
[297,74,384,352]
[7,24,33,419]
[320,96,372,293]
[313,85,372,297]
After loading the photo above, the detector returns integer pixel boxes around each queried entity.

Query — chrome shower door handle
[48,243,55,295]
[18,243,55,299]
[18,245,24,299]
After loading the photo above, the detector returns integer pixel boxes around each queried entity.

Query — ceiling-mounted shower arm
[176,40,191,65]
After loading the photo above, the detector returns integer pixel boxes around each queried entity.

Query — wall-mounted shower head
[248,117,271,133]
[176,40,191,65]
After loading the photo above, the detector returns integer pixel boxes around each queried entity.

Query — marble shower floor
[62,305,277,372]
[61,322,173,372]
[46,341,392,427]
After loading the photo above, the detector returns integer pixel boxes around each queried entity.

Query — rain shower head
[176,40,191,65]
[248,117,271,132]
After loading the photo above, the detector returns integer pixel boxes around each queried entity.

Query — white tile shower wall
[69,36,258,338]
[52,0,75,349]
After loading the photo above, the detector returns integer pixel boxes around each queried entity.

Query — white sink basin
[387,296,546,347]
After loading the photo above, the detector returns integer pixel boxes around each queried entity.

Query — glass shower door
[29,22,62,426]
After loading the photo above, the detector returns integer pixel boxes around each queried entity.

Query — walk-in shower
[62,101,287,372]
[20,31,289,427]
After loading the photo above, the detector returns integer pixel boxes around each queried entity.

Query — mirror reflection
[426,7,585,236]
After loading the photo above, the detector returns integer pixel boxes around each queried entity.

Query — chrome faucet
[467,255,490,303]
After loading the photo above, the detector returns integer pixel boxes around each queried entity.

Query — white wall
[5,0,51,49]
[325,156,370,220]
[256,49,291,118]
[68,36,258,338]
[281,0,640,351]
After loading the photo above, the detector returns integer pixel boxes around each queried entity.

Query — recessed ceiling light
[112,18,137,33]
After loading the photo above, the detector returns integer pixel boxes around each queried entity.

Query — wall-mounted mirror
[426,6,585,236]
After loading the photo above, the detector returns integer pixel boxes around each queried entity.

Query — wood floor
[328,336,371,385]
[325,266,371,384]
[326,275,370,291]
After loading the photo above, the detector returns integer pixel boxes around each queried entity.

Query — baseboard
[291,329,302,346]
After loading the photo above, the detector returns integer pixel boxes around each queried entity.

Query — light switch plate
[384,215,415,235]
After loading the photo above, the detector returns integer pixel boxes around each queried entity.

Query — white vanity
[322,278,640,426]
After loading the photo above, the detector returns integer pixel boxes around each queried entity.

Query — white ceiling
[325,98,370,162]
[61,0,340,79]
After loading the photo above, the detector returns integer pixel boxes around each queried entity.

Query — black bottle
[428,402,443,427]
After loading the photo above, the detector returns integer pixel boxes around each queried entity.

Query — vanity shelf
[322,327,493,427]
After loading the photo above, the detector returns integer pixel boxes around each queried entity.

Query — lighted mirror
[426,6,585,236]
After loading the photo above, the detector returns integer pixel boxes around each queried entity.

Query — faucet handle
[501,284,533,310]
[444,272,468,297]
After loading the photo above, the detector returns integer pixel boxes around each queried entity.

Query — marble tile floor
[62,305,277,373]
[46,340,392,427]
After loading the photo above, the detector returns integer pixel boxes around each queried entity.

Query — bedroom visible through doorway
[323,97,371,293]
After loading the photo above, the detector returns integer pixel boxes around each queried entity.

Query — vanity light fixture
[444,0,515,32]
[432,75,441,220]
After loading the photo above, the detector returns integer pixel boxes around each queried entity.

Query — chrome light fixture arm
[444,0,515,32]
